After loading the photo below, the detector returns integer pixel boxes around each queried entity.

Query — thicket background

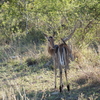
[0,0,100,100]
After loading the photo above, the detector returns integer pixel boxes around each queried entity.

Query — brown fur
[44,34,73,92]
[48,42,72,57]
[48,46,55,56]
[58,43,72,54]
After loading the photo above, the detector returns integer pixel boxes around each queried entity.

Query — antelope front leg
[53,58,57,89]
[65,69,70,91]
[54,66,57,89]
[59,67,63,92]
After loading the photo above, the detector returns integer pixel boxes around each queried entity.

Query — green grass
[0,44,100,100]
[0,62,100,100]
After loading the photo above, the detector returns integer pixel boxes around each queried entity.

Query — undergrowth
[0,43,100,100]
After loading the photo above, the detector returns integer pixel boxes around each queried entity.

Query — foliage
[0,0,100,46]
[0,0,100,99]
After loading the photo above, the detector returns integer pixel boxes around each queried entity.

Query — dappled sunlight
[1,57,100,100]
[0,42,100,100]
[0,0,100,99]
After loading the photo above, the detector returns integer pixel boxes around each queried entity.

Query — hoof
[67,85,70,91]
[59,85,63,92]
[59,86,62,92]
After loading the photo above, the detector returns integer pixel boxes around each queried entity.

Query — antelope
[44,25,77,92]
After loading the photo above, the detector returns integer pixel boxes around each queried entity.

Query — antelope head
[44,34,55,49]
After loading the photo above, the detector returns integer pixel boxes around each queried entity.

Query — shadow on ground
[15,83,100,100]
[1,60,100,100]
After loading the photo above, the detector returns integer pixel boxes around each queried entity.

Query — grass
[0,43,100,100]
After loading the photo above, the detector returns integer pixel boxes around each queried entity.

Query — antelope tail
[58,48,66,66]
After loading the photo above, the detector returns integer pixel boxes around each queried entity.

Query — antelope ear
[44,34,48,39]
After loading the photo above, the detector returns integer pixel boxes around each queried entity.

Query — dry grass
[0,43,100,100]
